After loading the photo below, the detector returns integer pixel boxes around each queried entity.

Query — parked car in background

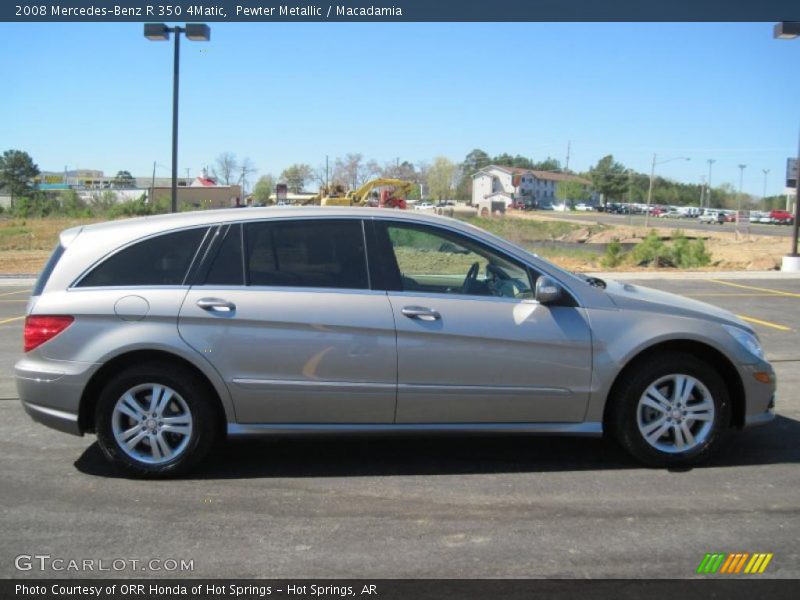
[659,210,684,219]
[414,202,434,211]
[18,208,775,475]
[699,211,725,225]
[769,210,794,225]
[574,203,594,211]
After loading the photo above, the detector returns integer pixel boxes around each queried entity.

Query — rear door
[374,219,592,423]
[178,218,397,424]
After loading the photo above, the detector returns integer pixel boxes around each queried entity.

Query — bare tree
[212,152,239,185]
[333,153,382,190]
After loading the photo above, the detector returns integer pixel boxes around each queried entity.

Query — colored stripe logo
[697,553,773,574]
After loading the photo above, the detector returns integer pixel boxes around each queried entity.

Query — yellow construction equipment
[320,178,413,209]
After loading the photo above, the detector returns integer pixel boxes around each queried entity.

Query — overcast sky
[2,22,798,195]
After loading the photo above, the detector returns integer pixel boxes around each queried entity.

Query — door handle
[196,298,236,312]
[401,306,441,321]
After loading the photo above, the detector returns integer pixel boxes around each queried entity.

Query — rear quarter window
[76,227,208,287]
[32,243,65,296]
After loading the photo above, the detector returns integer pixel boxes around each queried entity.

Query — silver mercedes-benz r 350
[16,207,775,476]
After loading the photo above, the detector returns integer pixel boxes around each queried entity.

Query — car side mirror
[535,276,562,305]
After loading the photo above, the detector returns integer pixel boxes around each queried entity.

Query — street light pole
[171,28,180,214]
[145,23,210,213]
[645,154,656,228]
[706,159,715,208]
[644,154,690,228]
[773,21,800,269]
[737,164,747,236]
[762,168,770,205]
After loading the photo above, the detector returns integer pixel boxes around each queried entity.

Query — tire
[95,362,219,477]
[608,353,730,467]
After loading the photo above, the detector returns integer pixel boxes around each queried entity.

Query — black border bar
[4,579,799,600]
[4,1,800,22]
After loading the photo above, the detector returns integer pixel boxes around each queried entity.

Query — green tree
[426,157,457,201]
[530,157,562,172]
[112,170,136,188]
[589,155,628,206]
[556,180,592,203]
[280,164,314,193]
[455,149,491,201]
[253,174,276,205]
[0,149,40,207]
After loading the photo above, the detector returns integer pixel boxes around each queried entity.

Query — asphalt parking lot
[0,276,798,579]
[551,211,795,237]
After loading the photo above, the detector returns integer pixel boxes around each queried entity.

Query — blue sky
[2,22,798,195]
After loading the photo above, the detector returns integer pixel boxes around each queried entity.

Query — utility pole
[151,161,156,203]
[186,168,191,185]
[737,164,747,237]
[706,159,716,208]
[241,166,247,202]
[565,141,571,172]
[762,168,770,206]
[325,155,329,190]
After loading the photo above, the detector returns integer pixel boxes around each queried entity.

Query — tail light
[24,315,74,352]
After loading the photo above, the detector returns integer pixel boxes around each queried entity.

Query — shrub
[601,238,625,268]
[632,230,668,266]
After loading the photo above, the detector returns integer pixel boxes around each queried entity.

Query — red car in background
[769,210,794,225]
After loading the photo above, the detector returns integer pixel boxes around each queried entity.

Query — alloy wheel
[111,383,193,465]
[636,374,715,454]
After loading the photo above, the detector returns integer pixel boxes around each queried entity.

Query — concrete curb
[0,278,36,287]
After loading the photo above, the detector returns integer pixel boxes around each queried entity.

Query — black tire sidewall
[612,353,730,467]
[95,363,217,476]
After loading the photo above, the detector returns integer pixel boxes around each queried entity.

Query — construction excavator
[319,178,412,209]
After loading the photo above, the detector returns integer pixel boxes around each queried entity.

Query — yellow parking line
[709,279,800,298]
[686,293,783,298]
[0,289,32,297]
[0,315,25,326]
[736,314,792,332]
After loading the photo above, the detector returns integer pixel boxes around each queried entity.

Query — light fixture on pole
[144,23,210,213]
[644,154,691,227]
[762,168,770,204]
[773,22,800,271]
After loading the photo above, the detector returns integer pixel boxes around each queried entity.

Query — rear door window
[243,219,369,290]
[77,227,208,287]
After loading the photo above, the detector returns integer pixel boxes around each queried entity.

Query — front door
[375,220,592,423]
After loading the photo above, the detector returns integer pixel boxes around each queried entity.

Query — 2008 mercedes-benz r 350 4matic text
[16,208,776,476]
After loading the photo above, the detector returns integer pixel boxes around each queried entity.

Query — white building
[472,165,594,209]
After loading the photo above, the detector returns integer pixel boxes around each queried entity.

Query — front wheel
[608,353,730,467]
[95,363,218,476]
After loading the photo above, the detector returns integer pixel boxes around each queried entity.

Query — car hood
[602,280,752,331]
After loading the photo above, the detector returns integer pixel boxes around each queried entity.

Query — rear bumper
[21,400,81,436]
[15,357,96,437]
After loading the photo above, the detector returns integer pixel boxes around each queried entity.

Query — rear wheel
[95,363,218,476]
[609,353,730,467]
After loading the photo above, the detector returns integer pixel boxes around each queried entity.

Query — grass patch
[0,217,102,251]
[459,216,585,244]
